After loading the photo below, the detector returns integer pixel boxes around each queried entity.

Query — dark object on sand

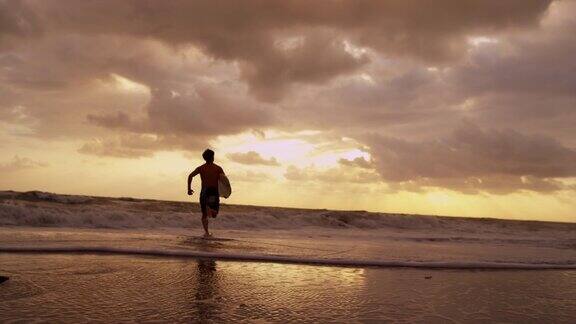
[425,276,432,279]
[0,275,9,284]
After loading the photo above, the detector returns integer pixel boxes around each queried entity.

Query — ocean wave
[2,191,575,234]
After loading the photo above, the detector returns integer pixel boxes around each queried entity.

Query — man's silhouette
[188,149,225,236]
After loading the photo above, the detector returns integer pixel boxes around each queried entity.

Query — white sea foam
[1,191,573,235]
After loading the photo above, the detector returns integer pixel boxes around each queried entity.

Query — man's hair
[202,149,215,162]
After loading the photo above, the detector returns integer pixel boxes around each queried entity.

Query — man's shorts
[200,187,219,217]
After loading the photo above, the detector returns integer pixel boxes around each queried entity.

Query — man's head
[202,149,215,163]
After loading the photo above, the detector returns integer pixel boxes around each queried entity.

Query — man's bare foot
[203,232,212,238]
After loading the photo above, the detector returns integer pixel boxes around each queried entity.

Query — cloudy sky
[1,0,575,222]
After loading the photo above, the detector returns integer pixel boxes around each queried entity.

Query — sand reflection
[193,259,219,322]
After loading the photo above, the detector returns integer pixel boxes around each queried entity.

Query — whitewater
[1,190,575,269]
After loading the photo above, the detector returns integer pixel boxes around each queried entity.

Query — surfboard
[218,174,232,198]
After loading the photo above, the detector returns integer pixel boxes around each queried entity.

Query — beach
[1,191,576,322]
[2,253,576,323]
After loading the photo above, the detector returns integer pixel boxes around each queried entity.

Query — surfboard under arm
[218,174,232,198]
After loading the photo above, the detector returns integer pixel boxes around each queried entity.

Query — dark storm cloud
[454,17,576,98]
[0,0,41,48]
[85,83,275,149]
[446,5,576,144]
[365,123,576,193]
[144,86,273,136]
[227,151,280,166]
[1,0,551,100]
[0,33,275,144]
[239,30,369,101]
[285,61,460,132]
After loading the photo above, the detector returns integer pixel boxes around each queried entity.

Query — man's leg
[207,192,220,218]
[200,191,210,236]
[208,207,218,218]
[201,215,210,236]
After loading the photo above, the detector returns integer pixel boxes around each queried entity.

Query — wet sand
[1,254,575,323]
[2,227,575,269]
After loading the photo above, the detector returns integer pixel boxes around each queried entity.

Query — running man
[187,149,225,236]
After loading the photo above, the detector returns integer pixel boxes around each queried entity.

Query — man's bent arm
[187,169,199,193]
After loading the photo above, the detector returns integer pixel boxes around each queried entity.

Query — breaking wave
[2,191,574,234]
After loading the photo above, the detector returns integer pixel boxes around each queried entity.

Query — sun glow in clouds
[110,74,150,94]
[214,131,317,166]
[467,36,499,47]
[213,130,371,170]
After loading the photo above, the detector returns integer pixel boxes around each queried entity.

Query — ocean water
[1,190,575,269]
[1,191,576,322]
